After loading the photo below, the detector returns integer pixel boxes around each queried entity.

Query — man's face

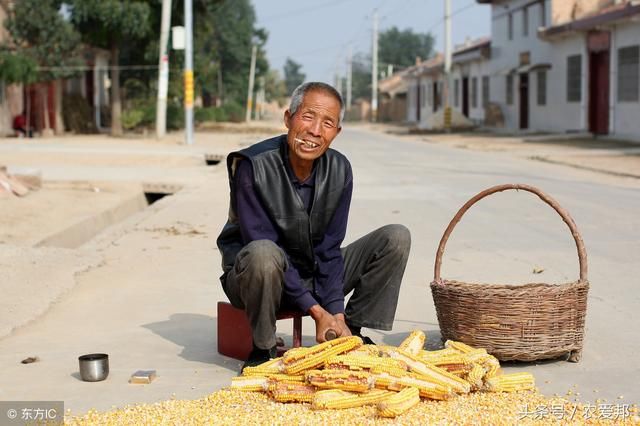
[284,89,342,163]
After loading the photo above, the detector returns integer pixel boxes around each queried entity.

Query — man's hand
[308,305,344,343]
[333,313,351,338]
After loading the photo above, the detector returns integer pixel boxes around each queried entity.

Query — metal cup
[78,353,109,382]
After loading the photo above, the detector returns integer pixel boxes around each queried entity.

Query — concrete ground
[0,123,638,417]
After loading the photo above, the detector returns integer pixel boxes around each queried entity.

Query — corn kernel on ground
[66,389,638,425]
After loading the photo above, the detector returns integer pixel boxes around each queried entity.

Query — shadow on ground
[142,313,235,368]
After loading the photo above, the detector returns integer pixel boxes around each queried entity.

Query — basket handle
[433,183,588,282]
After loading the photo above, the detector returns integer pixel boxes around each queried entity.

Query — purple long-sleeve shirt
[233,155,353,314]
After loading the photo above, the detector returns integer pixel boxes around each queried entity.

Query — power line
[36,65,159,71]
[425,1,476,34]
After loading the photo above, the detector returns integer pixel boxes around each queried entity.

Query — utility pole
[443,0,452,131]
[346,46,352,111]
[334,54,342,95]
[245,44,257,122]
[255,76,265,120]
[156,0,172,139]
[184,0,194,145]
[371,9,378,122]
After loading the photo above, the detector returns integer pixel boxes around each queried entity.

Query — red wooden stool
[217,301,307,360]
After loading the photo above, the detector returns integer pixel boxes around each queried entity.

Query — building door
[519,73,529,129]
[433,82,438,112]
[462,77,469,117]
[589,49,610,134]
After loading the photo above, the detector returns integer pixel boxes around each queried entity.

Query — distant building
[478,0,640,138]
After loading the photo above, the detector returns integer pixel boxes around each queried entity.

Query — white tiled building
[478,0,640,138]
[403,0,640,139]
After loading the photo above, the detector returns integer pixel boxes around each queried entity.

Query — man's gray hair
[289,82,345,126]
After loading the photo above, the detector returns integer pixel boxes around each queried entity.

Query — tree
[283,58,305,94]
[2,0,82,133]
[378,27,435,69]
[203,0,267,106]
[69,0,152,136]
[264,69,287,106]
[350,53,371,101]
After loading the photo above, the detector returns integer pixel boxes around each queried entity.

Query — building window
[540,0,546,27]
[454,79,459,107]
[567,54,582,102]
[522,7,529,37]
[471,77,478,108]
[0,80,5,105]
[482,76,490,106]
[508,13,513,40]
[506,74,513,105]
[618,45,639,102]
[537,70,547,105]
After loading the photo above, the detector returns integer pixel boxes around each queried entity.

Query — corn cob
[377,386,420,418]
[480,356,501,379]
[455,348,501,379]
[305,369,373,393]
[265,374,305,383]
[485,372,536,393]
[325,355,407,372]
[230,376,269,392]
[385,348,471,394]
[465,363,486,390]
[370,365,453,400]
[418,347,459,362]
[347,344,382,357]
[426,354,473,376]
[445,340,477,354]
[398,330,426,355]
[268,381,317,403]
[283,336,362,375]
[241,356,284,376]
[311,389,393,410]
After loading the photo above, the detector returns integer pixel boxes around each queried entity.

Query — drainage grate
[204,153,224,166]
[142,183,183,205]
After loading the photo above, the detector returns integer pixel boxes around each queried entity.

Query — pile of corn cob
[66,332,639,424]
[231,330,536,418]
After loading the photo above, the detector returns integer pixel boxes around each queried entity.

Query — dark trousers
[223,224,411,349]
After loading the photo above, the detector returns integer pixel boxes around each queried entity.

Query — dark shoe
[359,335,375,345]
[347,324,376,345]
[241,345,277,372]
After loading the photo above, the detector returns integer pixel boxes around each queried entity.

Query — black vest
[216,134,350,283]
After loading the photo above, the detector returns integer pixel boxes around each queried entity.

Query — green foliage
[2,0,82,81]
[350,53,372,101]
[378,27,435,69]
[264,69,287,106]
[283,58,305,94]
[121,109,145,130]
[62,94,98,133]
[166,102,184,130]
[69,0,152,47]
[220,100,244,122]
[0,51,38,84]
[204,0,268,103]
[195,107,226,124]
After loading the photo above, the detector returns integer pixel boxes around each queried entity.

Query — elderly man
[217,82,410,369]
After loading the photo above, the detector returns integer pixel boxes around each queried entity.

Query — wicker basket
[430,184,589,362]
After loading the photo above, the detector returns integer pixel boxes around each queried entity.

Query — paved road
[0,127,638,415]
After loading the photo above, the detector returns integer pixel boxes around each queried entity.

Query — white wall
[488,0,554,131]
[612,21,640,140]
[450,59,492,124]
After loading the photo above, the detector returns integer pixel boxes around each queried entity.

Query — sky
[252,0,491,83]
